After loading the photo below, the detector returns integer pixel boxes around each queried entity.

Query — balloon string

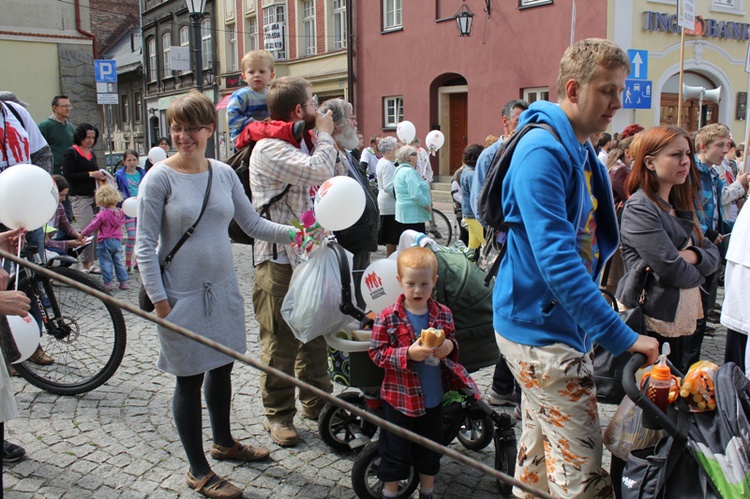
[14,240,20,290]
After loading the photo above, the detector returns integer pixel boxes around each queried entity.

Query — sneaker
[119,282,129,290]
[103,282,114,291]
[429,228,443,240]
[126,266,132,273]
[264,419,299,447]
[3,440,26,463]
[486,389,518,407]
[209,440,270,462]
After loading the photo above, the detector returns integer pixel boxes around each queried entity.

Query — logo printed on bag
[622,476,637,489]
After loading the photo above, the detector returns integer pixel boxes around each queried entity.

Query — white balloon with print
[147,146,167,164]
[425,130,445,152]
[361,258,401,314]
[0,164,58,230]
[313,176,366,231]
[8,314,41,364]
[122,197,138,218]
[396,121,416,144]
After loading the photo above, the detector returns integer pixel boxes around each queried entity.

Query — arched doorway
[431,74,468,176]
[660,72,719,132]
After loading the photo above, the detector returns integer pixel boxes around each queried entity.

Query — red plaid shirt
[369,295,480,417]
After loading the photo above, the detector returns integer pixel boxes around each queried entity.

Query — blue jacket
[493,101,637,356]
[114,167,146,200]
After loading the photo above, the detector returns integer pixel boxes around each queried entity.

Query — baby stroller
[618,353,750,498]
[318,241,517,498]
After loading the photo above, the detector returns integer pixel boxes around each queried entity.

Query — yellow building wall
[610,0,750,139]
[0,41,62,121]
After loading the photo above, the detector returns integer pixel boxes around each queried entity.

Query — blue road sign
[627,49,648,80]
[624,80,652,110]
[94,60,117,83]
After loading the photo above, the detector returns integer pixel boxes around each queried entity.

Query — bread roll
[421,328,445,348]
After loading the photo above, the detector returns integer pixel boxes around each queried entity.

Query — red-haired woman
[616,126,720,371]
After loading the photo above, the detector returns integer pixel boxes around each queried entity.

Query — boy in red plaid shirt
[369,247,479,499]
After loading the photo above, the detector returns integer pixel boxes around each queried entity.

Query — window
[711,0,743,13]
[121,94,129,124]
[245,16,258,51]
[201,19,212,69]
[519,0,553,7]
[179,26,190,74]
[383,96,403,128]
[162,32,171,76]
[383,0,402,30]
[148,37,157,82]
[227,24,237,71]
[302,0,316,56]
[332,0,346,50]
[523,87,550,103]
[263,5,286,60]
[135,92,142,122]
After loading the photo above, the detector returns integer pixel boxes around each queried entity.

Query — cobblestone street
[2,234,727,498]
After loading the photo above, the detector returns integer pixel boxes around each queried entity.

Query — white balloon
[0,164,58,230]
[148,146,167,164]
[122,197,138,218]
[8,315,41,364]
[396,121,416,144]
[360,259,401,314]
[314,176,366,231]
[425,130,445,152]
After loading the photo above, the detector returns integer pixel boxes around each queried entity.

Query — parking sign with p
[94,60,117,83]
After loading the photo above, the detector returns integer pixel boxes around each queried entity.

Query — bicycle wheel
[430,209,453,246]
[13,267,127,395]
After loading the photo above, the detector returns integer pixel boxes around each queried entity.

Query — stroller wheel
[457,414,495,451]
[318,391,377,451]
[351,442,419,499]
[494,428,518,495]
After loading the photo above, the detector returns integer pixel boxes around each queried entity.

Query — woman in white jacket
[720,202,750,375]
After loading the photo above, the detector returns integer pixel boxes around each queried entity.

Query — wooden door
[660,93,718,133]
[449,93,468,175]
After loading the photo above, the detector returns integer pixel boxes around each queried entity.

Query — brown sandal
[186,470,242,499]
[209,440,270,462]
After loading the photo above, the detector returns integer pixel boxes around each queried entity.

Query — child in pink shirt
[80,184,128,291]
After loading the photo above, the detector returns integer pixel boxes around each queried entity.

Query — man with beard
[320,98,379,309]
[250,77,347,447]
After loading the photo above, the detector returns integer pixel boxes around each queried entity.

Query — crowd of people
[2,37,750,499]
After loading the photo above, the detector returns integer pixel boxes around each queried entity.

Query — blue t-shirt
[125,171,142,198]
[406,309,443,409]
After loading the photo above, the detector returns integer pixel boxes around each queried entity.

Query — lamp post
[455,1,475,37]
[185,0,206,92]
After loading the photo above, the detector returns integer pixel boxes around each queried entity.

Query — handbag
[594,268,650,405]
[139,162,213,312]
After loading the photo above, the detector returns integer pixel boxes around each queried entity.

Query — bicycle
[8,245,127,395]
[429,208,453,246]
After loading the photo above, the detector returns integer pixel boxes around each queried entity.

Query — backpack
[226,142,291,245]
[476,123,561,284]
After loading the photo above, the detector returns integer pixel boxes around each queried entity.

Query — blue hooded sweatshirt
[493,101,637,356]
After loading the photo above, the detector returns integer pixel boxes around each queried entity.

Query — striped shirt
[226,87,269,141]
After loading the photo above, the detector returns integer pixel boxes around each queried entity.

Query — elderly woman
[136,91,293,499]
[376,136,402,256]
[63,123,106,273]
[393,145,432,237]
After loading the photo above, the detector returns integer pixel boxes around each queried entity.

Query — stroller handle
[623,353,680,436]
[328,240,368,323]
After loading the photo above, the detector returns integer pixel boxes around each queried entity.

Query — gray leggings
[70,195,97,264]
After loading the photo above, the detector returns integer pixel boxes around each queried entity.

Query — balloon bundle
[289,210,326,258]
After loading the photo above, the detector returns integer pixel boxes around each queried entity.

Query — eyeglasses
[302,94,319,110]
[169,125,206,134]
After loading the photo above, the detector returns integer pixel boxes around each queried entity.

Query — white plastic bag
[281,241,355,343]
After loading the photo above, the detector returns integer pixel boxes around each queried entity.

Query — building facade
[352,0,608,177]
[609,0,750,139]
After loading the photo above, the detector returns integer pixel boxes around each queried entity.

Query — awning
[216,94,232,110]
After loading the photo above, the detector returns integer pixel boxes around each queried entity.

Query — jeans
[97,239,128,284]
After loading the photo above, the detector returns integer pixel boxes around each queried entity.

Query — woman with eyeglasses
[136,91,294,499]
[393,145,432,238]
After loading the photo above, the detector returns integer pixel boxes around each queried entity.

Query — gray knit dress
[135,160,291,376]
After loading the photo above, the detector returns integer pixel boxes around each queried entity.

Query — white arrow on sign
[632,52,644,79]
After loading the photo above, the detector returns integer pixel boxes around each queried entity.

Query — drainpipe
[75,0,97,57]
[346,0,354,107]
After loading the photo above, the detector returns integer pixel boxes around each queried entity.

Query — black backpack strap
[3,101,26,131]
[258,183,292,218]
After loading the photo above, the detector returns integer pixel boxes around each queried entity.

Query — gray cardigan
[616,189,720,322]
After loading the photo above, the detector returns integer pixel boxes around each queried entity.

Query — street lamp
[455,1,474,37]
[185,0,206,92]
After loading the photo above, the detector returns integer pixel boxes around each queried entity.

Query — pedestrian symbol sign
[627,50,648,80]
[624,80,652,110]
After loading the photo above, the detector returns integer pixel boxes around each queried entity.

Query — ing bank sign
[642,11,750,41]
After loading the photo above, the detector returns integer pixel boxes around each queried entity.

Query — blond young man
[492,39,659,498]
